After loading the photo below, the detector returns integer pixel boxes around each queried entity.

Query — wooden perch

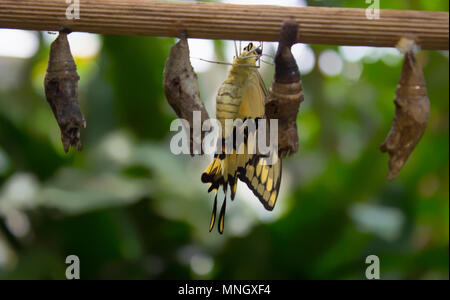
[0,0,448,50]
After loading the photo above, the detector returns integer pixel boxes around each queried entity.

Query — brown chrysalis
[44,31,86,153]
[265,20,304,158]
[163,35,210,155]
[380,38,430,180]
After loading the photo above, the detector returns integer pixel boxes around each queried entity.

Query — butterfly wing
[202,61,281,233]
[237,69,282,210]
[222,68,267,199]
[238,70,267,119]
[238,154,282,211]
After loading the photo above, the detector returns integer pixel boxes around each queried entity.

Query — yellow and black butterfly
[201,42,282,234]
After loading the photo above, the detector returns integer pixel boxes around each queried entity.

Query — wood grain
[0,0,448,49]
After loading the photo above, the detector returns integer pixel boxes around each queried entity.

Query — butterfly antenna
[190,57,259,68]
[190,57,234,66]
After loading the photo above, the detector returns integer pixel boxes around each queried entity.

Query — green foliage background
[0,0,448,279]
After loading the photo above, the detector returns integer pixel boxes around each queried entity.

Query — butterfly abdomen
[216,81,242,127]
[216,65,251,129]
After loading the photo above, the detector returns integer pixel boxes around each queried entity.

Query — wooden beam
[0,0,448,50]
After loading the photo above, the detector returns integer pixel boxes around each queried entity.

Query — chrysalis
[380,38,430,180]
[163,35,210,156]
[44,31,86,153]
[265,20,304,158]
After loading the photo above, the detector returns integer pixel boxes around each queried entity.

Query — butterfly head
[235,42,262,66]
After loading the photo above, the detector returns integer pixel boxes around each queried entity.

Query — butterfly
[201,42,282,234]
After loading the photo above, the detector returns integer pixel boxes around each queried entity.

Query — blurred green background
[0,0,448,280]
